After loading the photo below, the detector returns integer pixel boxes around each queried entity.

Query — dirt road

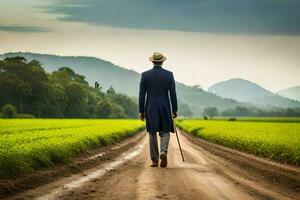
[9,129,300,200]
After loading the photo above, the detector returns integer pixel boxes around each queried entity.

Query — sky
[0,0,300,92]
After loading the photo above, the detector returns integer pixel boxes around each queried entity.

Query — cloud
[43,0,300,35]
[0,25,49,32]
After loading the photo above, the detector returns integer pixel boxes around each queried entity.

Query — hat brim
[149,56,167,62]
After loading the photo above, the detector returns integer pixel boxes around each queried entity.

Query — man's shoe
[160,153,168,168]
[150,162,158,167]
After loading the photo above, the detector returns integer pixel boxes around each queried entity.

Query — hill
[277,86,300,101]
[0,52,139,96]
[0,52,245,115]
[208,78,300,108]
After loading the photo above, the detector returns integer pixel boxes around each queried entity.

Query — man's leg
[159,131,170,154]
[148,132,159,166]
[159,132,170,167]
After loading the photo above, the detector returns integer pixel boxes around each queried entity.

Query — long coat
[139,65,178,133]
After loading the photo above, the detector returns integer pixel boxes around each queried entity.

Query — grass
[0,119,145,177]
[177,118,300,166]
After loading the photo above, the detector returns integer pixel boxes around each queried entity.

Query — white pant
[148,132,170,162]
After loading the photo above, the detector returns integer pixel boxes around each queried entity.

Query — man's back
[139,65,177,133]
[141,66,173,102]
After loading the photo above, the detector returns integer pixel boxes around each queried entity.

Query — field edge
[0,130,147,199]
[179,128,300,193]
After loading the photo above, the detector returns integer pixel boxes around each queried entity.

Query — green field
[0,119,145,177]
[177,119,300,166]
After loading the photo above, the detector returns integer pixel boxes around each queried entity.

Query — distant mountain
[0,52,244,115]
[208,78,300,108]
[277,86,300,101]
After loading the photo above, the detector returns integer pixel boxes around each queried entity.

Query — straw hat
[149,52,167,62]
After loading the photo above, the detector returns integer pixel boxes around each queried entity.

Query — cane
[173,118,185,162]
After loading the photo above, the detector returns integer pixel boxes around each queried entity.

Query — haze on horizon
[0,0,300,92]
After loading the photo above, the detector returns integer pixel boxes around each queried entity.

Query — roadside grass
[0,119,145,177]
[177,119,300,166]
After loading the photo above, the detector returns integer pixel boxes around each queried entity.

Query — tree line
[0,57,138,118]
[203,106,300,119]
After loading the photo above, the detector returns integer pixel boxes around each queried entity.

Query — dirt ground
[4,129,300,200]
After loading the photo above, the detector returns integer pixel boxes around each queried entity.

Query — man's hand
[172,112,178,119]
[139,112,145,121]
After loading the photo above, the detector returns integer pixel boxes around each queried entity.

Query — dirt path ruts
[9,129,300,200]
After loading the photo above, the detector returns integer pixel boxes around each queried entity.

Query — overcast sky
[0,0,300,92]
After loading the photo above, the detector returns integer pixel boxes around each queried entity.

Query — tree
[96,99,113,118]
[203,107,218,119]
[110,103,126,118]
[0,56,139,118]
[43,83,68,117]
[179,102,193,117]
[49,67,88,86]
[3,56,27,64]
[65,83,88,118]
[0,73,31,109]
[2,104,17,118]
[107,92,137,118]
[95,81,100,89]
[106,86,116,95]
[0,56,49,116]
[234,106,252,116]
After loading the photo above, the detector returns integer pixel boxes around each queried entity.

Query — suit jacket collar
[153,65,162,69]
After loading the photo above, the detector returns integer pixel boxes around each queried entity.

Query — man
[139,52,178,168]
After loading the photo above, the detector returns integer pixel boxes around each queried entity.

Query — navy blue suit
[139,65,178,133]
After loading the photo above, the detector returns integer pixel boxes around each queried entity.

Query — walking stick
[173,119,185,162]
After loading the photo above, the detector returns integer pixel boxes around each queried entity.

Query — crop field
[0,119,145,177]
[177,119,300,166]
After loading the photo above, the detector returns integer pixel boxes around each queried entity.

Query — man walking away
[139,52,178,168]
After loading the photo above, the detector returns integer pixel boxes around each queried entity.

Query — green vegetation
[0,53,246,117]
[2,53,300,117]
[0,119,145,177]
[229,117,300,123]
[203,107,218,119]
[201,105,300,119]
[177,119,300,166]
[0,56,138,118]
[198,117,300,123]
[220,106,300,117]
[1,104,17,118]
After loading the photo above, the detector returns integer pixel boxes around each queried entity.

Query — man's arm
[170,72,178,118]
[139,73,146,120]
